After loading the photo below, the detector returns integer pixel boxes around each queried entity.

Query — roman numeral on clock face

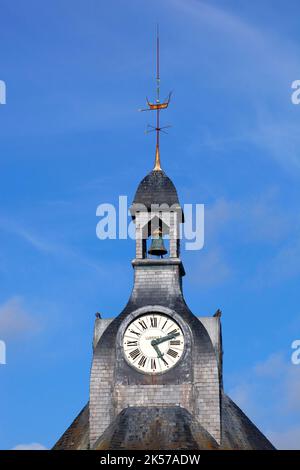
[150,317,157,328]
[170,340,180,346]
[127,340,138,347]
[151,358,156,370]
[161,357,169,366]
[129,349,140,360]
[167,349,178,358]
[129,329,141,336]
[138,320,147,330]
[138,356,147,367]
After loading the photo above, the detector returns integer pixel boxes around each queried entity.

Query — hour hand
[151,342,163,359]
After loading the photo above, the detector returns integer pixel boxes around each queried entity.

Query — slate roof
[93,406,219,450]
[53,404,89,450]
[221,393,275,450]
[52,392,275,450]
[132,170,180,211]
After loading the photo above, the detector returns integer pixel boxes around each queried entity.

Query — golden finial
[154,143,161,171]
[139,26,172,171]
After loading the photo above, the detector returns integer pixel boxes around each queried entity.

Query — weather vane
[139,26,172,171]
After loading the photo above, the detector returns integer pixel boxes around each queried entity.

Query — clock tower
[89,163,223,447]
[53,35,275,451]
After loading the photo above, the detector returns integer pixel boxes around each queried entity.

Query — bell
[148,228,168,257]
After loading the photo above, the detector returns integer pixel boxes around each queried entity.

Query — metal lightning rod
[139,26,172,171]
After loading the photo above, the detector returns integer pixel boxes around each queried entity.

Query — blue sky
[0,0,300,450]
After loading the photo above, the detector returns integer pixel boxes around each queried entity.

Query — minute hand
[152,332,180,346]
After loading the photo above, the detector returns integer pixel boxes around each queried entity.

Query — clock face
[123,313,185,374]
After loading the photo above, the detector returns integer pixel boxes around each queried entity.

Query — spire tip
[153,144,162,171]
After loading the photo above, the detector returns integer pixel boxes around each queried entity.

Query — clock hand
[150,332,180,359]
[151,342,163,359]
[152,332,180,346]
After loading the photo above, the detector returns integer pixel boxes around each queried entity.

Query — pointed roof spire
[154,143,161,171]
[140,26,172,171]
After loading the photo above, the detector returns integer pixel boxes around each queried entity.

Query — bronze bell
[148,228,168,257]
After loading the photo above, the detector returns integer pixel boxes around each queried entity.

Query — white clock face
[123,313,185,374]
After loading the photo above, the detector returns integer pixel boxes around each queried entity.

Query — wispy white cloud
[170,0,300,173]
[188,113,300,176]
[0,297,41,339]
[243,114,300,175]
[0,216,105,274]
[189,246,233,287]
[12,442,47,450]
[267,427,300,450]
[228,352,300,449]
[0,216,63,254]
[186,189,299,288]
[172,0,266,45]
[171,0,300,82]
[252,235,300,287]
[196,191,300,288]
[205,191,294,245]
